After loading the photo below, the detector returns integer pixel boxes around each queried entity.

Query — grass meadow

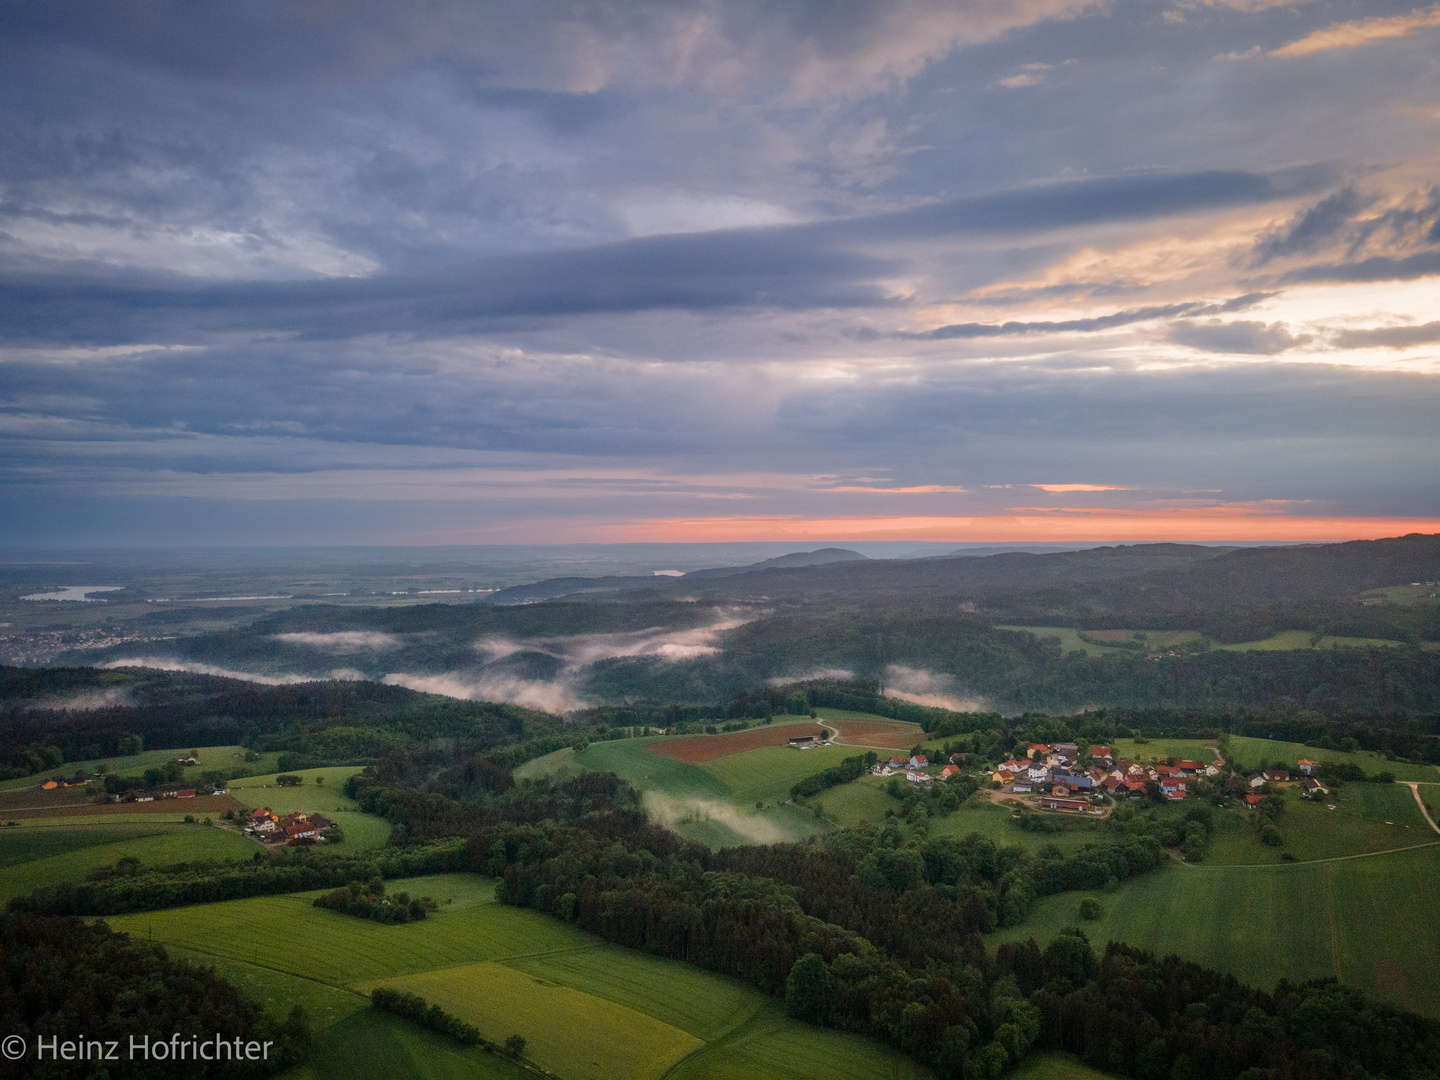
[226,765,391,849]
[518,734,841,848]
[107,874,926,1080]
[988,844,1440,1019]
[0,745,283,792]
[1009,1055,1121,1080]
[1223,736,1440,782]
[0,818,255,903]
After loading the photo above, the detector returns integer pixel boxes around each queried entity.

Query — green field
[1110,738,1218,764]
[998,626,1438,656]
[518,735,835,848]
[227,765,391,849]
[1009,1055,1121,1080]
[1201,784,1431,865]
[1223,736,1439,781]
[997,627,1132,656]
[989,844,1440,1019]
[819,775,1104,853]
[0,744,283,792]
[0,819,256,902]
[108,874,925,1080]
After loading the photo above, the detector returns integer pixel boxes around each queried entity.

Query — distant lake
[21,585,125,602]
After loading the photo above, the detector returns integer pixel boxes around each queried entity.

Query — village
[866,741,1334,815]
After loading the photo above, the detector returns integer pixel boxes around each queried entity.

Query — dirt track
[648,723,826,764]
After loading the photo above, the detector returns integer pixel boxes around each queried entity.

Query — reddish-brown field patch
[648,724,826,764]
[831,719,924,750]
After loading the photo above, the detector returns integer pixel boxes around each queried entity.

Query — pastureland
[1008,1055,1122,1080]
[109,874,924,1080]
[227,765,392,849]
[1223,735,1439,781]
[517,736,836,847]
[0,743,283,792]
[1109,738,1218,764]
[987,844,1440,1020]
[0,818,255,903]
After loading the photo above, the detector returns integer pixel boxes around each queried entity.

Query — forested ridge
[0,913,311,1079]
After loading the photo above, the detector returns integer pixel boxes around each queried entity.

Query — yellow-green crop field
[106,874,925,1080]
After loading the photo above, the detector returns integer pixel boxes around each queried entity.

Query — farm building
[1263,769,1290,782]
[1040,796,1088,812]
[789,735,821,747]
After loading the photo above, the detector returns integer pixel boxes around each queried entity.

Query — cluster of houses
[870,754,961,789]
[246,807,337,844]
[992,743,1224,806]
[1241,760,1330,805]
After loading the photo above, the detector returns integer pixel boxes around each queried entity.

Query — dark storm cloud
[1251,187,1373,266]
[1167,320,1307,355]
[0,169,1332,347]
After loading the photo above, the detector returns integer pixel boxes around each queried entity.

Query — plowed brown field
[648,724,826,764]
[831,719,924,750]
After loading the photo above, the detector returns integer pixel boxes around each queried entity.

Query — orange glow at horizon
[423,512,1440,545]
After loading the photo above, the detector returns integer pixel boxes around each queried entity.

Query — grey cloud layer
[2,0,1439,543]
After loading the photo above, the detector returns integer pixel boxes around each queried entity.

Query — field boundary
[1178,839,1440,870]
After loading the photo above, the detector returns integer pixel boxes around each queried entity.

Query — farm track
[1404,782,1440,835]
[1178,839,1440,869]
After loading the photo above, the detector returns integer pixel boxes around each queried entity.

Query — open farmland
[1223,736,1440,782]
[227,765,391,849]
[0,744,282,792]
[109,874,924,1080]
[988,844,1440,1019]
[518,734,835,847]
[648,719,825,763]
[0,818,255,902]
[825,715,926,751]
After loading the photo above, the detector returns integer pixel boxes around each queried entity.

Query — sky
[2,0,1439,547]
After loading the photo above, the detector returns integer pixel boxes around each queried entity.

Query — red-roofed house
[909,755,928,769]
[1244,793,1265,807]
[1298,760,1317,775]
[941,764,959,780]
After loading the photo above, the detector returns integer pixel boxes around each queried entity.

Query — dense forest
[0,666,566,778]
[0,913,310,1079]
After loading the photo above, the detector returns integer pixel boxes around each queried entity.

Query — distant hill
[488,547,867,603]
[681,548,866,579]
